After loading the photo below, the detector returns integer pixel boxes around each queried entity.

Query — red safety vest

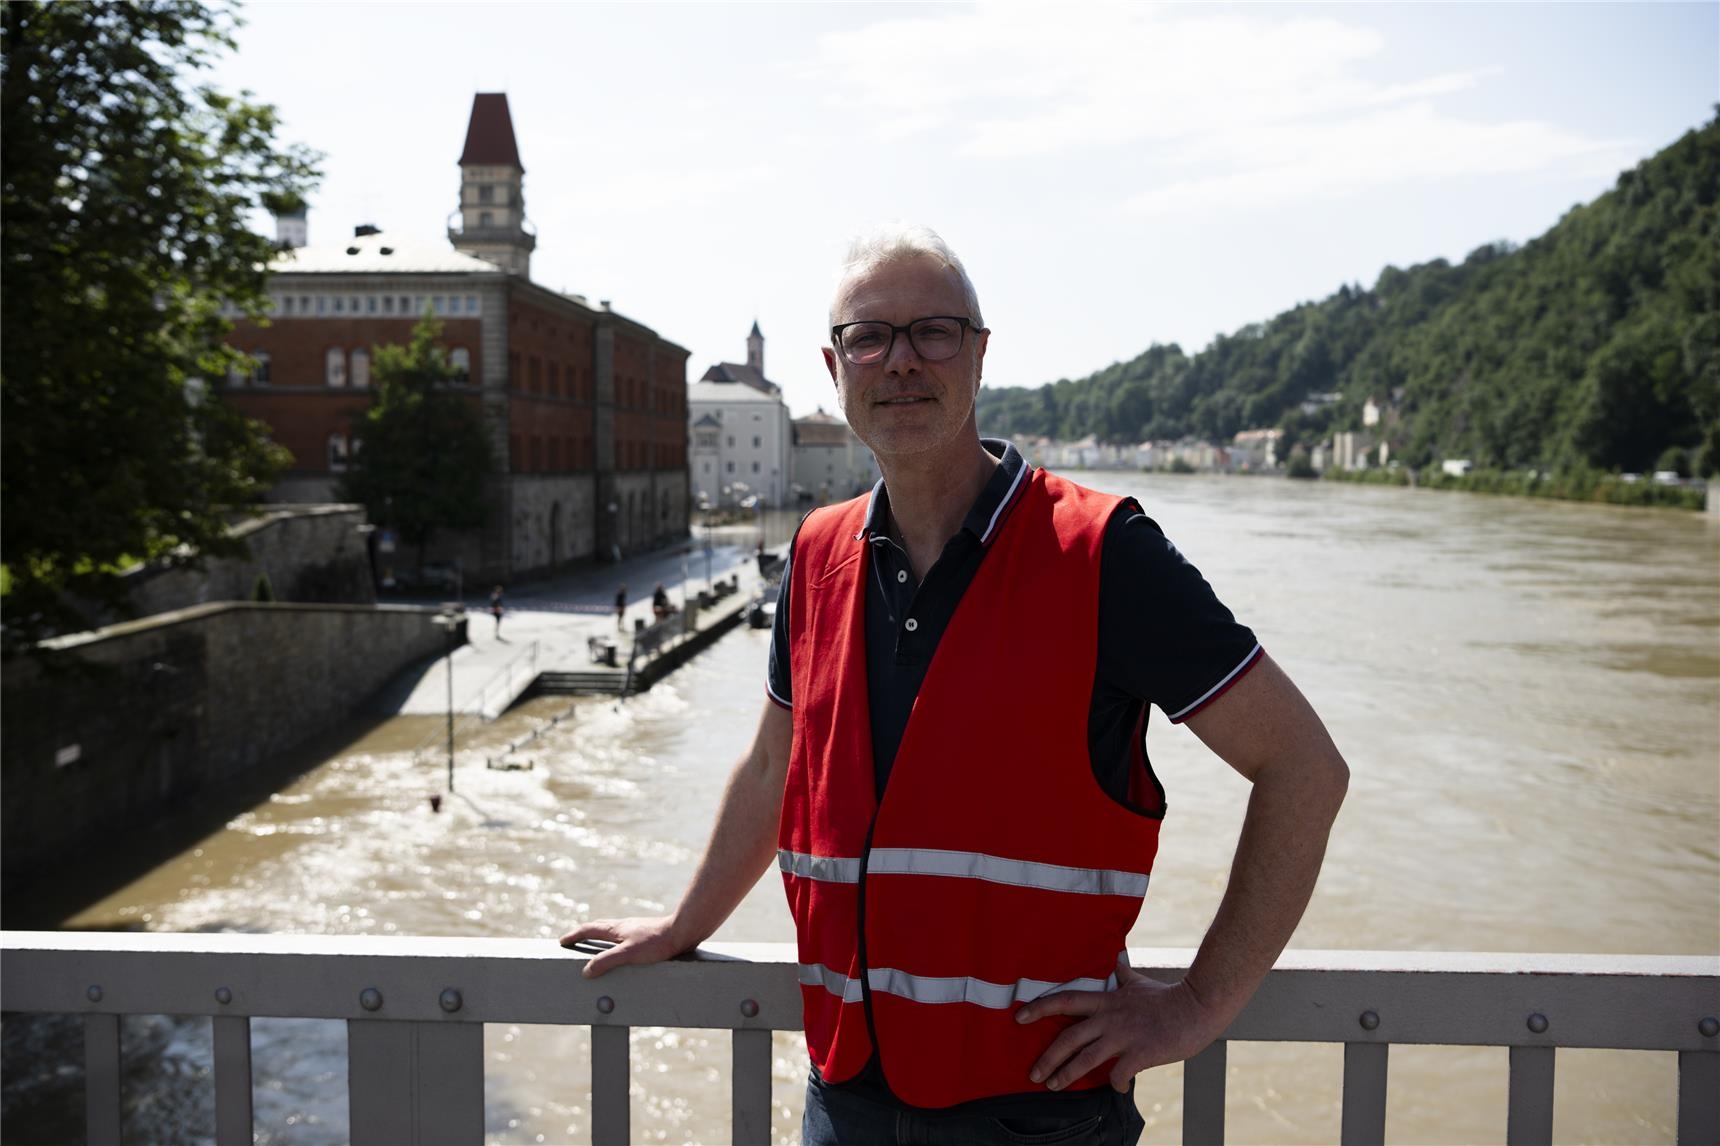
[781,468,1162,1109]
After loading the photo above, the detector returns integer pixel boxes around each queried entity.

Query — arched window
[327,432,349,473]
[450,347,471,385]
[350,348,370,390]
[325,347,347,388]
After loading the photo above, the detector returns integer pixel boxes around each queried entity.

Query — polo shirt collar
[857,439,1031,547]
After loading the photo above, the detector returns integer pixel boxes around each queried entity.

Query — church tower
[746,320,764,377]
[449,93,536,277]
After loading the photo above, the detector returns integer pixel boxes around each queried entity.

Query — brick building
[221,93,690,582]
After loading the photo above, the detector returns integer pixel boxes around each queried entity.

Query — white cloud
[1125,103,1637,216]
[807,3,1633,213]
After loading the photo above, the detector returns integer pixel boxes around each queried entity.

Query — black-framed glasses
[830,316,979,366]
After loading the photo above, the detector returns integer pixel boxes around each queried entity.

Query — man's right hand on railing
[559,916,692,978]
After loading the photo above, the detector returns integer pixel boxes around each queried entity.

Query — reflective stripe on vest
[777,849,860,884]
[779,846,1148,898]
[800,962,1120,1010]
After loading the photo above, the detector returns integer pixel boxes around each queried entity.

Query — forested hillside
[977,114,1720,473]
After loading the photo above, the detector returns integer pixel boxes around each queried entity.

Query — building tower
[275,205,307,249]
[449,93,536,278]
[746,320,764,376]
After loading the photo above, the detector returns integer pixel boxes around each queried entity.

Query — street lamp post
[431,607,463,795]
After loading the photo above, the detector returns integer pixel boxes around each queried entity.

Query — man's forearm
[1180,754,1346,1025]
[663,732,788,950]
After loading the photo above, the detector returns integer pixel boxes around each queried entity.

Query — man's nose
[884,329,922,373]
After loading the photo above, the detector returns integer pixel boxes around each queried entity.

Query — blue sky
[211,2,1718,418]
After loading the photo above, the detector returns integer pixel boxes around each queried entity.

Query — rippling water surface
[12,475,1719,1144]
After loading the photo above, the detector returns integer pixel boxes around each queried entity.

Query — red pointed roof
[458,93,523,170]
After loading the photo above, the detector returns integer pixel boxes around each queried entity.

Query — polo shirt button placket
[904,618,919,632]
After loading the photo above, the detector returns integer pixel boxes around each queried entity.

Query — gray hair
[835,222,984,329]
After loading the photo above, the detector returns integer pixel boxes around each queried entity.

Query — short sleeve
[1097,501,1262,723]
[765,540,793,708]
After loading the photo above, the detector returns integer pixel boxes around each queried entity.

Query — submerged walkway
[378,533,769,718]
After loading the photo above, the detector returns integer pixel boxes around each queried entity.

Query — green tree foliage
[1,0,319,644]
[976,115,1720,475]
[338,316,495,569]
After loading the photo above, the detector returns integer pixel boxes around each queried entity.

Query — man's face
[824,255,988,463]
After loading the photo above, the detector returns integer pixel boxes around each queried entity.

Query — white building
[791,408,878,504]
[688,322,794,508]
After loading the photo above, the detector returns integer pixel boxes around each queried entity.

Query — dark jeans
[801,1075,1145,1146]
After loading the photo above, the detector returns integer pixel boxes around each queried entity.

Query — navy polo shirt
[766,439,1262,810]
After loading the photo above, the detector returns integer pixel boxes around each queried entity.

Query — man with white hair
[565,224,1349,1143]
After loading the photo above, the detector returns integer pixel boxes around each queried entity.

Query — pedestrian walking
[615,583,627,630]
[489,585,505,638]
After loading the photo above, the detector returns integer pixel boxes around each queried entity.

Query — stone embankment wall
[1,602,460,885]
[120,504,375,619]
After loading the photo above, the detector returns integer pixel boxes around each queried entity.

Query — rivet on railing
[740,999,760,1018]
[439,988,463,1013]
[596,995,615,1015]
[359,988,384,1012]
[214,987,233,1005]
[1700,1016,1719,1038]
[1527,1012,1549,1034]
[1359,1010,1380,1031]
[86,985,103,1003]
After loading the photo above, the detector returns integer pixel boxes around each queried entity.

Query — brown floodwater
[8,474,1718,1144]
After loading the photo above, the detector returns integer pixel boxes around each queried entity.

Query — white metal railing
[1,934,1714,1146]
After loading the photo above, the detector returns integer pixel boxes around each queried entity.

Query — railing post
[1507,1045,1555,1145]
[1677,1050,1719,1146]
[348,1019,483,1145]
[1182,1039,1226,1145]
[212,1014,254,1146]
[592,1025,631,1146]
[1340,1042,1388,1146]
[731,1028,772,1145]
[84,1013,121,1146]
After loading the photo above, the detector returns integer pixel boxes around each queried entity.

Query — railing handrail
[4,935,1714,1146]
[3,933,1713,1045]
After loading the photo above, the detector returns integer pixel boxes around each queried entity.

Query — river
[7,474,1717,1144]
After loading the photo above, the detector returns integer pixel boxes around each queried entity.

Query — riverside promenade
[380,532,767,718]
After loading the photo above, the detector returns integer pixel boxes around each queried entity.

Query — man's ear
[823,346,838,382]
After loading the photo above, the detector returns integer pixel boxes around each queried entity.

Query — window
[752,461,761,474]
[466,296,478,314]
[327,432,349,473]
[325,347,347,388]
[726,461,735,474]
[450,347,471,385]
[383,295,395,315]
[399,296,411,313]
[727,435,735,448]
[333,296,345,314]
[479,211,493,228]
[299,295,310,313]
[315,296,327,315]
[753,435,761,448]
[281,297,294,316]
[252,351,271,385]
[350,348,370,389]
[432,296,445,315]
[528,357,541,393]
[548,362,560,396]
[366,296,378,314]
[478,184,493,204]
